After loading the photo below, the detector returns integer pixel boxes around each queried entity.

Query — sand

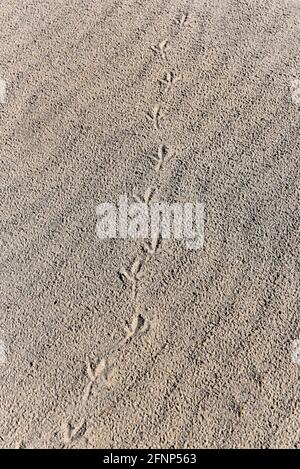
[1,0,300,449]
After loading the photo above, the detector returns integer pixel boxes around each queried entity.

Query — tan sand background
[1,0,300,448]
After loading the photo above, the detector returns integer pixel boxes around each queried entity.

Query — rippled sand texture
[1,0,300,448]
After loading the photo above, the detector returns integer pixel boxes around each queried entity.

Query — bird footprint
[146,104,164,130]
[86,358,107,382]
[159,71,181,93]
[151,39,170,61]
[133,186,156,205]
[120,256,144,299]
[149,144,174,171]
[83,358,110,403]
[62,419,86,446]
[143,234,160,260]
[175,12,188,28]
[125,314,147,340]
